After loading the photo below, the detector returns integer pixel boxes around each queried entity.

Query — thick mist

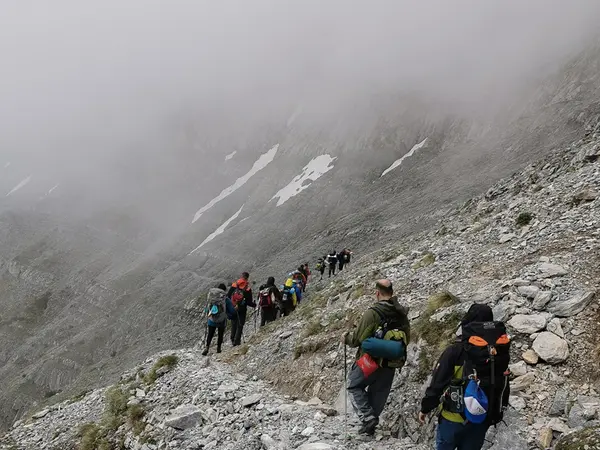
[1,0,599,206]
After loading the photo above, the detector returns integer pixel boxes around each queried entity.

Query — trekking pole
[343,342,348,439]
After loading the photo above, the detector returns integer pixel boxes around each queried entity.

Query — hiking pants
[339,261,345,271]
[328,264,336,277]
[260,307,277,326]
[347,363,395,423]
[436,418,489,450]
[206,325,224,350]
[319,267,325,279]
[280,302,294,317]
[230,308,247,346]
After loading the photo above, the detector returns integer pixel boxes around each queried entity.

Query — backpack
[444,321,511,425]
[281,286,294,303]
[259,287,274,309]
[206,288,226,325]
[231,286,245,309]
[368,306,410,370]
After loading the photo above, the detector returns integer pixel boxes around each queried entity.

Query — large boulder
[538,263,569,278]
[165,404,203,430]
[532,332,569,364]
[507,313,550,334]
[547,291,595,317]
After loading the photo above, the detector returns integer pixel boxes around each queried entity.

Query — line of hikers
[200,263,313,355]
[342,279,511,450]
[316,248,353,279]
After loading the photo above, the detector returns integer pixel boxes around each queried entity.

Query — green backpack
[370,306,410,369]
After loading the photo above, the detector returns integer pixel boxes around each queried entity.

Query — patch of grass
[238,344,249,355]
[127,405,145,435]
[144,354,179,384]
[105,386,128,418]
[78,423,108,450]
[303,320,324,338]
[555,425,600,450]
[424,291,460,315]
[69,390,90,404]
[351,285,365,300]
[44,390,60,398]
[411,253,436,270]
[516,211,533,227]
[293,339,328,359]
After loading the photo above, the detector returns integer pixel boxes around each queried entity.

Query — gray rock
[279,331,293,340]
[165,404,203,430]
[509,396,526,411]
[547,417,570,434]
[522,349,539,365]
[547,291,595,317]
[241,394,262,407]
[532,332,569,364]
[493,301,518,322]
[260,434,282,449]
[512,372,535,392]
[568,403,597,429]
[538,263,569,278]
[549,389,569,416]
[296,444,334,450]
[507,313,549,334]
[517,285,539,299]
[509,361,528,377]
[499,233,516,244]
[547,318,565,338]
[31,409,50,419]
[532,291,553,310]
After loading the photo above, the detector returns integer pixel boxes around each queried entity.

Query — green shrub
[127,405,146,435]
[412,253,436,270]
[303,320,324,338]
[105,386,128,418]
[293,339,328,359]
[516,212,533,227]
[78,423,103,450]
[144,354,179,384]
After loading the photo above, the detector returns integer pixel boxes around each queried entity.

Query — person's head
[461,304,493,326]
[267,276,275,286]
[375,279,393,300]
[217,283,226,291]
[305,262,309,267]
[242,272,250,280]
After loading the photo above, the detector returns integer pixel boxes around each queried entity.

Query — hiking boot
[201,348,208,356]
[216,346,222,353]
[358,418,379,436]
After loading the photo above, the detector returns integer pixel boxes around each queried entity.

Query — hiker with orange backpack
[227,272,255,346]
[257,276,281,326]
[418,304,511,450]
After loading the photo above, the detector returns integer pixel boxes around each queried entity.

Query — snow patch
[192,144,278,223]
[189,204,244,254]
[6,176,32,196]
[224,151,236,161]
[48,184,59,195]
[270,155,336,207]
[381,138,428,177]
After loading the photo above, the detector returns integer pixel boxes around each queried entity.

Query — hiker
[326,251,338,277]
[299,264,309,292]
[304,263,312,284]
[296,267,307,292]
[227,272,256,346]
[344,249,353,267]
[316,256,326,280]
[257,276,281,326]
[279,277,297,316]
[418,304,511,450]
[338,250,347,271]
[202,283,229,356]
[342,279,410,435]
[290,272,303,304]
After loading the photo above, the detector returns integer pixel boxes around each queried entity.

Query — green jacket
[345,296,410,358]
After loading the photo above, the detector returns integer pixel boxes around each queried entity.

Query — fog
[1,0,599,204]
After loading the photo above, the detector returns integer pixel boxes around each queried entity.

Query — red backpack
[231,286,245,308]
[258,287,273,308]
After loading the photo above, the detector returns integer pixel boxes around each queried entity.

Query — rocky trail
[3,124,600,449]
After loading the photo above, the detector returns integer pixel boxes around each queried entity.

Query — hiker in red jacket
[227,272,255,346]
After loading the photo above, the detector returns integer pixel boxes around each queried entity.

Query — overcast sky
[1,0,599,175]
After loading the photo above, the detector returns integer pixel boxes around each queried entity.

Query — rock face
[532,332,569,364]
[547,291,595,317]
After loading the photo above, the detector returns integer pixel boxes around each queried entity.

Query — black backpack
[460,321,511,425]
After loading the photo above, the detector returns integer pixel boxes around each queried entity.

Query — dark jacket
[258,278,281,307]
[227,280,255,320]
[345,296,410,358]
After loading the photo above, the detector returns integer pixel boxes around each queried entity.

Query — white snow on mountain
[189,204,245,254]
[270,154,336,207]
[6,176,32,196]
[381,138,428,177]
[192,144,279,223]
[224,151,237,161]
[48,184,60,195]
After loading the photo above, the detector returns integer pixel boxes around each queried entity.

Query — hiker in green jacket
[342,279,410,436]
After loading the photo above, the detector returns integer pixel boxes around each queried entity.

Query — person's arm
[420,346,459,414]
[227,286,235,298]
[272,286,281,301]
[345,309,378,348]
[245,289,256,308]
